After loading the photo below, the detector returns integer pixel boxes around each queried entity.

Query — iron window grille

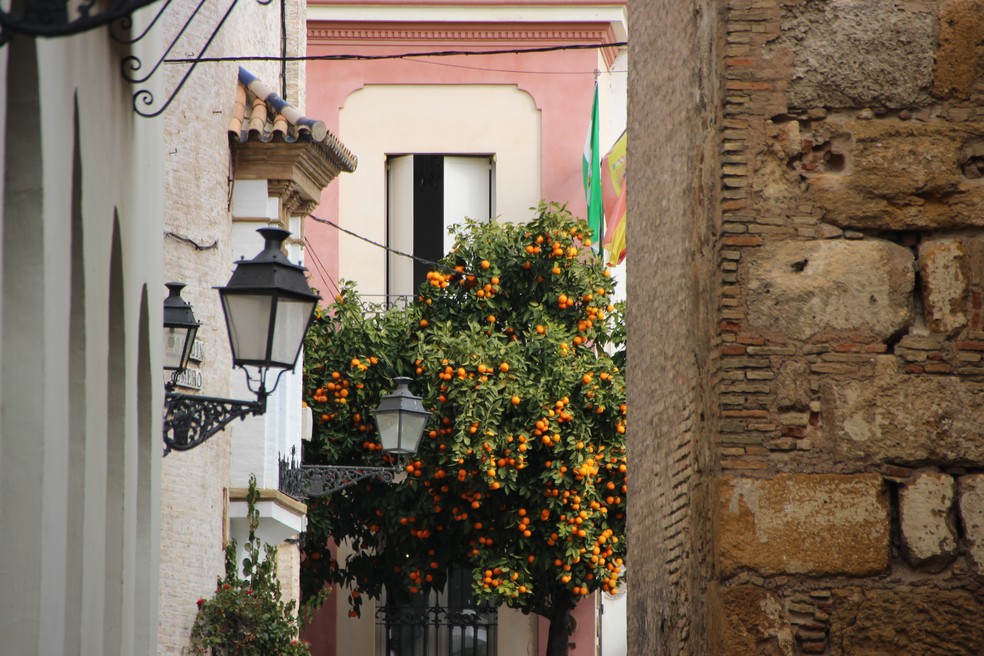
[376,569,498,656]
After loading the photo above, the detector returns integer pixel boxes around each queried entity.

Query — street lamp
[278,377,431,499]
[163,227,319,455]
[163,282,200,372]
[218,227,320,373]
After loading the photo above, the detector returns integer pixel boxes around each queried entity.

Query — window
[376,569,498,656]
[387,154,495,300]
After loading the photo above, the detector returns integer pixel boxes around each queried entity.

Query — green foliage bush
[188,475,311,656]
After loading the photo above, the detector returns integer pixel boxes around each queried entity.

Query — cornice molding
[308,21,620,64]
[309,24,612,42]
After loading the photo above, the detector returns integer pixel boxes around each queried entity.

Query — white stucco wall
[337,84,542,297]
[0,13,165,655]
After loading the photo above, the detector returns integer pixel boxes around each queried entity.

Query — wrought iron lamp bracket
[279,450,405,500]
[125,0,268,118]
[163,390,265,456]
[0,0,160,45]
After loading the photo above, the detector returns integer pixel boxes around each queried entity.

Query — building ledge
[228,487,308,545]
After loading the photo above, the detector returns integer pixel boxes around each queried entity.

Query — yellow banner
[601,131,626,265]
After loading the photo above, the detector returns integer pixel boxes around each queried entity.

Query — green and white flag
[582,82,603,250]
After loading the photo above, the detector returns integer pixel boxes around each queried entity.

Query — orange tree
[300,202,626,656]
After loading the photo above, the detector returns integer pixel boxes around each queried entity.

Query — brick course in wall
[627,0,720,653]
[632,0,984,653]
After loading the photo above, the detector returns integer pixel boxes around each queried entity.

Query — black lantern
[162,282,200,372]
[278,377,432,500]
[163,227,320,455]
[217,227,320,372]
[373,377,431,455]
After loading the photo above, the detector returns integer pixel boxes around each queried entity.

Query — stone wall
[626,0,721,653]
[630,0,984,653]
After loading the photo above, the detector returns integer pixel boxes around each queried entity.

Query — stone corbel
[266,179,310,230]
[231,139,349,231]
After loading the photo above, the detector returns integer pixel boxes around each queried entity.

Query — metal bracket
[278,449,401,500]
[122,0,272,118]
[163,391,265,455]
[0,0,160,45]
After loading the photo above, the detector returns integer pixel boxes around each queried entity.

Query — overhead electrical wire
[308,214,446,271]
[408,58,628,76]
[303,236,341,299]
[164,41,627,65]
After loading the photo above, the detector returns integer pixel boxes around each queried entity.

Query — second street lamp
[163,282,200,373]
[279,377,431,500]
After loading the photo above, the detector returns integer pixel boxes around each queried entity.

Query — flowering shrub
[187,475,311,656]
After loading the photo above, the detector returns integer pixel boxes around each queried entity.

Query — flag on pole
[582,83,603,249]
[601,130,627,265]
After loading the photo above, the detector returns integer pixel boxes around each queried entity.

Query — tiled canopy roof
[229,67,357,174]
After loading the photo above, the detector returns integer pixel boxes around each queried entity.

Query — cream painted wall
[337,84,541,297]
[0,16,164,655]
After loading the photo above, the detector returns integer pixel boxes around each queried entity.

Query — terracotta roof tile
[229,67,357,173]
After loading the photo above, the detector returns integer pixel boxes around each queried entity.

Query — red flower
[196,598,206,608]
[246,588,253,595]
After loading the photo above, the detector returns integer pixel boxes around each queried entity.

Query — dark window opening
[386,154,494,301]
[375,569,498,656]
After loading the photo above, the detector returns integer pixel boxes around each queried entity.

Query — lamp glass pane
[397,413,428,453]
[375,412,400,452]
[222,294,273,364]
[163,326,190,370]
[270,297,316,368]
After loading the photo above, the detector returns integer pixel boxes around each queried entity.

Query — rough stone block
[934,0,984,100]
[958,474,984,575]
[718,474,889,576]
[899,471,958,571]
[804,118,984,230]
[746,240,914,341]
[919,237,969,334]
[716,586,796,656]
[830,587,984,654]
[822,357,984,465]
[773,0,936,109]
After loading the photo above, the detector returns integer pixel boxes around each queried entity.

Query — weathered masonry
[629,0,984,653]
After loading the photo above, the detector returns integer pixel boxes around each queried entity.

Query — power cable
[308,214,446,271]
[164,41,627,65]
[303,236,341,298]
[407,58,628,76]
[303,237,336,296]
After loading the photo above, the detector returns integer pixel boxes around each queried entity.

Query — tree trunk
[545,593,575,656]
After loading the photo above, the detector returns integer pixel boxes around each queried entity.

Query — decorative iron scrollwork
[278,448,400,500]
[0,0,160,44]
[124,0,272,118]
[163,391,264,455]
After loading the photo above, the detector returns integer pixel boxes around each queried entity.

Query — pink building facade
[303,0,626,301]
[302,2,626,655]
